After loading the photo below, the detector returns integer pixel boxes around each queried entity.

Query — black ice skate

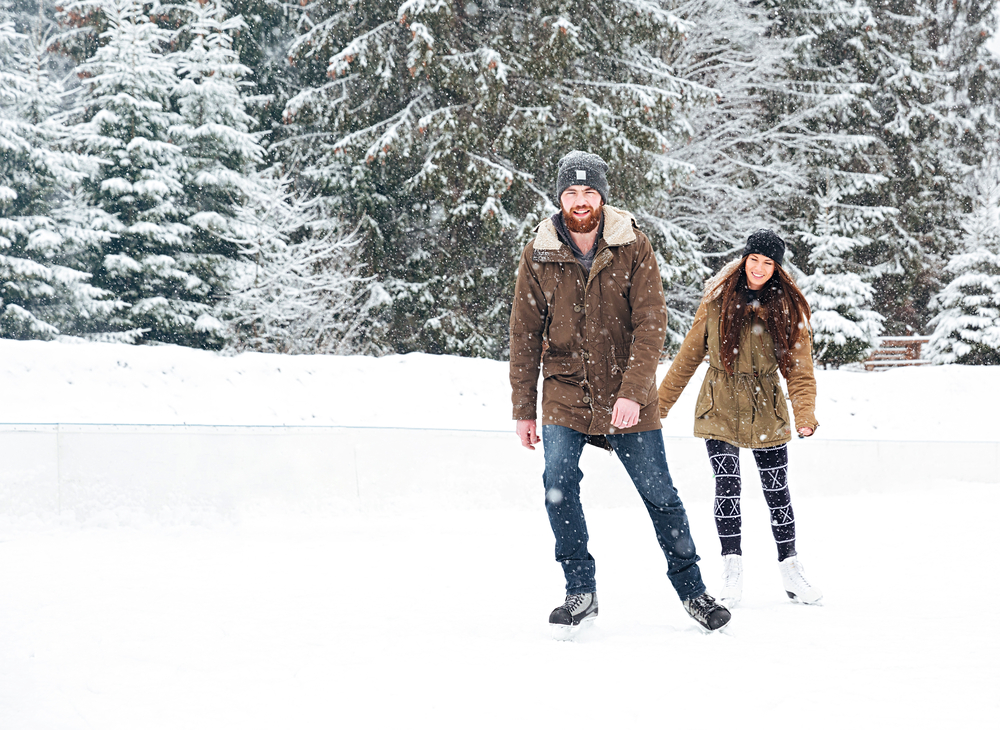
[549,592,598,640]
[682,592,731,632]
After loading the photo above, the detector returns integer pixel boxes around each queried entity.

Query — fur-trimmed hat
[743,229,785,266]
[555,151,609,204]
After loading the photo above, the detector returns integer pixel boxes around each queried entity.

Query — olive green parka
[657,259,818,448]
[509,206,667,435]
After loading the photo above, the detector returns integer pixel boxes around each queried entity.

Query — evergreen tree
[225,0,301,134]
[664,0,796,249]
[279,0,706,357]
[657,0,805,344]
[856,0,961,333]
[926,168,1000,364]
[63,0,226,345]
[225,170,379,354]
[799,182,883,366]
[753,0,899,314]
[171,0,266,343]
[0,2,116,339]
[764,0,1000,337]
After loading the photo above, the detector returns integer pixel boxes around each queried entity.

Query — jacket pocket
[773,382,791,426]
[607,269,631,300]
[542,358,583,383]
[542,358,586,410]
[695,381,715,419]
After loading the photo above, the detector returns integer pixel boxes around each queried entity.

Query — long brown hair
[717,256,812,376]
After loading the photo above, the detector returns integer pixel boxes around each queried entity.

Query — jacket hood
[533,205,637,251]
[702,258,743,302]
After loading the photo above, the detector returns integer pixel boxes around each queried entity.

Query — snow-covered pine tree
[851,0,967,334]
[820,0,998,336]
[61,0,232,346]
[652,0,804,344]
[225,169,380,354]
[0,2,116,339]
[752,0,900,319]
[279,0,705,357]
[926,167,1000,365]
[752,0,1000,338]
[224,0,302,133]
[931,0,1000,160]
[799,182,883,366]
[170,0,266,345]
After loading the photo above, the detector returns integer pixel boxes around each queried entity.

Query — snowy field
[1,340,998,728]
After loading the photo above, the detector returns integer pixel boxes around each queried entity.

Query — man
[509,150,730,636]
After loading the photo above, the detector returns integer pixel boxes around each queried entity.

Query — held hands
[611,398,641,430]
[516,419,541,450]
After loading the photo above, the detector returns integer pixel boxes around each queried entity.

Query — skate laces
[722,556,741,587]
[685,594,714,620]
[785,558,812,587]
[563,593,590,614]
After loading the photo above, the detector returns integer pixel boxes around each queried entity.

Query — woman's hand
[797,426,814,438]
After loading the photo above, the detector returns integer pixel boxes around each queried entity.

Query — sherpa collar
[702,258,743,302]
[533,205,637,251]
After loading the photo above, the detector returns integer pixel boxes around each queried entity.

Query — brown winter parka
[509,206,668,436]
[657,261,819,448]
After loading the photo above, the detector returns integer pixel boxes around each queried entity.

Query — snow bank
[2,339,996,439]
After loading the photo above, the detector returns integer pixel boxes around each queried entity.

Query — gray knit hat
[743,229,786,267]
[555,151,609,204]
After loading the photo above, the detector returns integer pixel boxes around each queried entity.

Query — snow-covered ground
[1,340,998,728]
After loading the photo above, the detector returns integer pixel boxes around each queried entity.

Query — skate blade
[786,590,823,605]
[688,610,733,635]
[699,617,736,637]
[549,615,596,641]
[691,620,733,636]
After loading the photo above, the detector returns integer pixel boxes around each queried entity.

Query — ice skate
[779,556,822,604]
[549,592,598,640]
[720,554,743,608]
[682,592,731,632]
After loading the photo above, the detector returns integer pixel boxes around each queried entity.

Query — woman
[657,229,822,607]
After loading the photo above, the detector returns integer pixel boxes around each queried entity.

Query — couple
[510,151,821,637]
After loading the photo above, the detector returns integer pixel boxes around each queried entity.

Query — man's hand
[517,419,541,450]
[611,398,641,430]
[797,426,814,438]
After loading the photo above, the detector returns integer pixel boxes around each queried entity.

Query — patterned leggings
[705,439,796,561]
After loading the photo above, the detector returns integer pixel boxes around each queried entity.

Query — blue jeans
[541,425,705,600]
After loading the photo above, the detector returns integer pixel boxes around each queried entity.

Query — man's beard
[563,202,603,234]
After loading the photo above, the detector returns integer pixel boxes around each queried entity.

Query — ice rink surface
[1,484,997,729]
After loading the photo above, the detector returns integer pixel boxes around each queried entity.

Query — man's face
[560,185,603,234]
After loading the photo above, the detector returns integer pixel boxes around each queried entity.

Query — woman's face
[745,254,775,291]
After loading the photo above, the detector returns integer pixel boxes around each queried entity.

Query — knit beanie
[743,229,785,267]
[555,151,610,204]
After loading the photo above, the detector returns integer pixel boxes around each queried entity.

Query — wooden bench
[863,336,931,371]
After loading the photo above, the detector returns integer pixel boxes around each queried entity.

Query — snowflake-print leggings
[705,439,796,561]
